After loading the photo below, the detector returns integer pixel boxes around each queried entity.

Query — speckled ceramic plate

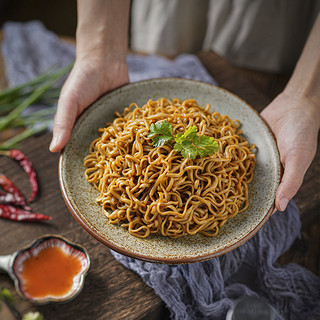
[59,78,281,264]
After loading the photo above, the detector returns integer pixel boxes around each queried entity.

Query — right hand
[49,55,129,152]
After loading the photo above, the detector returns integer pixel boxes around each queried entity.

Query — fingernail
[279,197,288,212]
[49,135,58,152]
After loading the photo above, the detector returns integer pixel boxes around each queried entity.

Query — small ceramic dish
[0,235,90,304]
[59,78,281,264]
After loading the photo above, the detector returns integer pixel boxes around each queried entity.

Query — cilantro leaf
[181,145,198,159]
[195,135,219,157]
[174,125,218,159]
[147,120,174,147]
[180,125,198,140]
[148,121,218,159]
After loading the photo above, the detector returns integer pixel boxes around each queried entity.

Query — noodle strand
[84,98,256,238]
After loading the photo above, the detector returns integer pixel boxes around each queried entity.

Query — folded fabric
[113,201,320,320]
[2,20,320,320]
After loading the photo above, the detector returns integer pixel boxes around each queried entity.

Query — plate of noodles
[59,78,281,264]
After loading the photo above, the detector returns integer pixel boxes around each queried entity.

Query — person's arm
[50,0,130,152]
[261,13,320,212]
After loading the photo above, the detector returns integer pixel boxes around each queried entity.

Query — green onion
[10,107,56,127]
[0,121,51,150]
[0,67,56,103]
[0,62,73,149]
[0,63,72,131]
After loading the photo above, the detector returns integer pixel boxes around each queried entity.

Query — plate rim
[58,77,282,264]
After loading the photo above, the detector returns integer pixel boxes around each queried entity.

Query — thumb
[49,94,79,153]
[275,153,308,212]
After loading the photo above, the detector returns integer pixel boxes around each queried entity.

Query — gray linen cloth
[2,21,320,320]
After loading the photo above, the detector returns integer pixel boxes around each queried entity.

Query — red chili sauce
[20,246,82,298]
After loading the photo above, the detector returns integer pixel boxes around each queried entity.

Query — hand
[261,92,319,212]
[49,55,129,152]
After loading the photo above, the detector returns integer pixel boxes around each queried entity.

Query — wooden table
[0,47,319,319]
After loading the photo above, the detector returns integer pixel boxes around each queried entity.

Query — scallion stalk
[0,67,57,103]
[0,62,73,149]
[0,121,51,150]
[10,107,56,128]
[0,63,73,132]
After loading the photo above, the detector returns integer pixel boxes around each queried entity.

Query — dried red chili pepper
[0,174,31,210]
[0,191,32,211]
[0,204,51,222]
[0,191,16,204]
[0,149,39,202]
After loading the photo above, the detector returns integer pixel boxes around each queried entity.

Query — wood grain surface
[0,46,319,320]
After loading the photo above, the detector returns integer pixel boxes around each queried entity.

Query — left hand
[261,92,319,212]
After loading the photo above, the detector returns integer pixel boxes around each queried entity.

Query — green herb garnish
[148,121,219,159]
[147,120,174,147]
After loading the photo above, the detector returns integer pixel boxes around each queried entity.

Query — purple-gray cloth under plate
[2,21,320,320]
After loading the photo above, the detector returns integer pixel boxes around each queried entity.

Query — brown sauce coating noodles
[84,98,256,238]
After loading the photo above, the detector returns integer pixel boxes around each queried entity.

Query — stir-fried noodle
[84,98,256,238]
